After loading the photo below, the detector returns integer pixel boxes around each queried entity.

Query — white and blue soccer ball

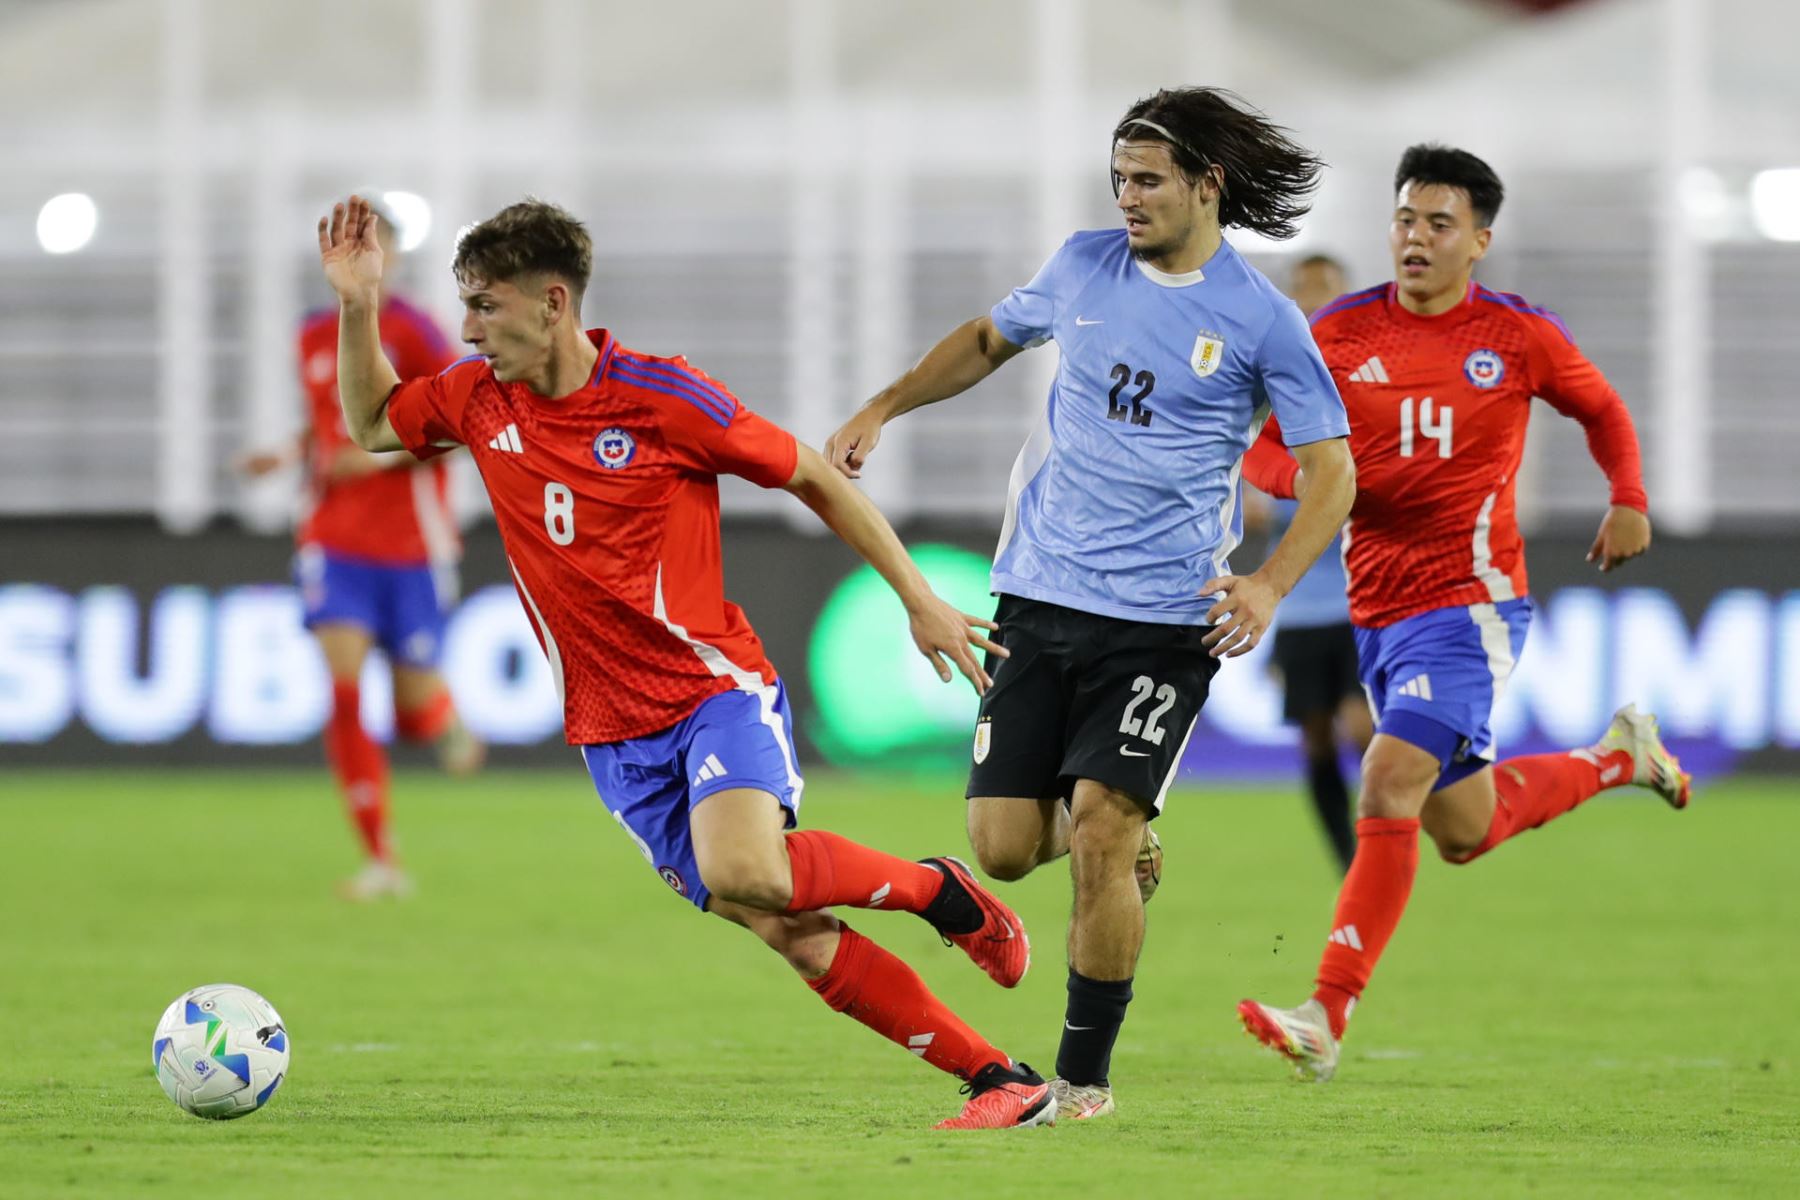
[151,983,289,1119]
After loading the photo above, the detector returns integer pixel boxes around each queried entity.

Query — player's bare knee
[1068,790,1145,879]
[970,830,1037,882]
[1357,764,1431,820]
[697,853,793,911]
[1431,829,1482,864]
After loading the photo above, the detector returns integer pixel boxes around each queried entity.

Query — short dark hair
[1393,144,1505,228]
[1112,87,1324,240]
[452,199,593,301]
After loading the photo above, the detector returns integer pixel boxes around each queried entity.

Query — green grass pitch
[0,767,1795,1197]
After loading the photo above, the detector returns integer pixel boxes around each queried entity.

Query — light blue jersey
[1268,498,1350,630]
[989,230,1349,625]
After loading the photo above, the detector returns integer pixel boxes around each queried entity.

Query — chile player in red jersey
[1237,145,1692,1081]
[318,195,1056,1129]
[242,195,482,901]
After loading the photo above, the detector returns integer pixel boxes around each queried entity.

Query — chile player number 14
[1399,396,1453,459]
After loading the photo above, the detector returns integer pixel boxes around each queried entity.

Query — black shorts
[1269,622,1362,723]
[965,594,1221,815]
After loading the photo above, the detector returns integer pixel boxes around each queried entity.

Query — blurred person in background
[1259,252,1372,874]
[241,192,483,902]
[1238,145,1690,1083]
[827,87,1356,1121]
[318,195,1061,1131]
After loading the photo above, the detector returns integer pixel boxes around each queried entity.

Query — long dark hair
[1112,88,1323,240]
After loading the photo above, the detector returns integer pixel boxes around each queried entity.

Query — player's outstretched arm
[1202,436,1355,659]
[784,442,1007,692]
[317,197,408,454]
[824,316,1024,479]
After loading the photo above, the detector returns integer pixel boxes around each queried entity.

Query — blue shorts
[581,681,805,912]
[1354,598,1533,790]
[295,546,451,669]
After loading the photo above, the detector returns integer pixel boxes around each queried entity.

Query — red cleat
[933,1061,1057,1130]
[921,856,1030,988]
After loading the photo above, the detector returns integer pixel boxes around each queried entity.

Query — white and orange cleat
[934,1061,1057,1130]
[921,856,1031,988]
[1049,1077,1115,1120]
[1136,827,1163,905]
[1592,703,1692,810]
[1237,997,1340,1082]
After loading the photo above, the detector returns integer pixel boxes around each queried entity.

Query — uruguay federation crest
[972,718,992,765]
[593,427,636,469]
[1463,348,1505,389]
[1190,331,1227,379]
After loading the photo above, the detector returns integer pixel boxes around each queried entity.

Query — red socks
[807,925,1009,1081]
[394,690,455,743]
[323,681,390,862]
[1453,748,1633,863]
[784,830,946,914]
[1313,817,1419,1039]
[1308,748,1635,1039]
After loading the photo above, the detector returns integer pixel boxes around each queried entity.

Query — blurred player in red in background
[317,195,1056,1130]
[1237,145,1692,1081]
[242,193,483,902]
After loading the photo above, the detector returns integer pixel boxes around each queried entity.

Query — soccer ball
[151,983,289,1119]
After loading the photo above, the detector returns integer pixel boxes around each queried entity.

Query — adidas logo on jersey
[487,423,523,453]
[1348,357,1390,384]
[692,753,728,785]
[1329,924,1364,951]
[1396,674,1434,701]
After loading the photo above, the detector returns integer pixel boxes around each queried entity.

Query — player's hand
[236,450,288,478]
[907,595,1008,694]
[317,196,385,305]
[1200,573,1279,659]
[824,408,885,479]
[1586,505,1651,572]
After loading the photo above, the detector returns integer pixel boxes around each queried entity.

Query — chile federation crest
[593,427,637,469]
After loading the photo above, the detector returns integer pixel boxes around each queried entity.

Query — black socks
[1307,755,1356,873]
[1054,969,1133,1086]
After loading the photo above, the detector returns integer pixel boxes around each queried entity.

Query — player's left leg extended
[1428,704,1691,864]
[695,790,1053,1130]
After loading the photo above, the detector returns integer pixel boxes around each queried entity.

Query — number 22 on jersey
[1399,396,1454,458]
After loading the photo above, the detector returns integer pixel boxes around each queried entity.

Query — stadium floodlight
[380,190,433,252]
[1749,169,1800,242]
[36,192,99,254]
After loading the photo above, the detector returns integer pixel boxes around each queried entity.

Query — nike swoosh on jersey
[1074,316,1103,326]
[1120,746,1149,757]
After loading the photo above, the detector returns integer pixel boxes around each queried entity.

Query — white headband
[1120,117,1183,146]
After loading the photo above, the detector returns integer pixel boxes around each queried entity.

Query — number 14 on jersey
[1399,396,1453,458]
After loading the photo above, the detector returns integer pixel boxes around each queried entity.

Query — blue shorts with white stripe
[580,680,803,912]
[1353,597,1534,790]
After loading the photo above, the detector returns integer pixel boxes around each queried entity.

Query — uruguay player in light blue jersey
[827,87,1357,1119]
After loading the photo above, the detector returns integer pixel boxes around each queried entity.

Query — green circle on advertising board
[806,544,994,765]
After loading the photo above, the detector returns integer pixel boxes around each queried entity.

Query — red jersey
[1246,281,1647,628]
[385,330,799,745]
[297,296,459,565]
